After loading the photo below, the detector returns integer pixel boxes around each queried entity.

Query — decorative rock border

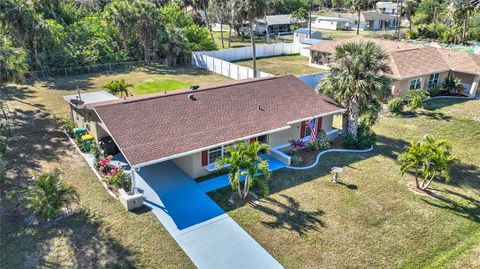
[286,145,374,170]
[63,131,118,199]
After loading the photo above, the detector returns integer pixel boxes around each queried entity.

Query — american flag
[308,119,316,143]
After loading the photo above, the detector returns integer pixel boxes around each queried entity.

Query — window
[410,78,422,90]
[208,147,222,165]
[428,73,440,86]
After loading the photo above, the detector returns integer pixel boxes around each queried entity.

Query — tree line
[0,0,217,73]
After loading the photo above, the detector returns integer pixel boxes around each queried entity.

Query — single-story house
[69,76,344,184]
[294,28,323,43]
[294,28,323,57]
[307,37,480,97]
[376,1,402,15]
[314,12,398,31]
[63,90,119,142]
[312,16,353,30]
[254,14,299,35]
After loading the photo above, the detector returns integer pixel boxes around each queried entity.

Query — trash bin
[73,127,87,139]
[81,134,94,151]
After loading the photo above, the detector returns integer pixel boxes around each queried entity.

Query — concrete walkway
[135,161,283,269]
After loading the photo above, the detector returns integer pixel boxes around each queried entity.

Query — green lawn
[2,65,230,118]
[233,54,327,76]
[134,78,195,94]
[208,99,480,268]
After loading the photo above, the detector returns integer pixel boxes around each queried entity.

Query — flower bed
[287,137,344,167]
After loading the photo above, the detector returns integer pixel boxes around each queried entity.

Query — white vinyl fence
[192,42,326,89]
[192,42,302,80]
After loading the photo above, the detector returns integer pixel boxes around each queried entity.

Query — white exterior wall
[269,122,302,148]
[172,152,209,179]
[170,114,339,179]
[313,20,339,30]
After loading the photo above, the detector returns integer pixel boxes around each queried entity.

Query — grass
[134,78,195,94]
[2,65,230,118]
[0,130,194,268]
[0,65,230,268]
[208,99,480,268]
[233,54,327,76]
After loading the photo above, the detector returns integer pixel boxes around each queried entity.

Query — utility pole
[309,0,313,36]
[395,0,401,39]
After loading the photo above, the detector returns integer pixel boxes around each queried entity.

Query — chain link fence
[24,56,192,80]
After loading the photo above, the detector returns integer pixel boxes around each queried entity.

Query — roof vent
[190,85,200,91]
[188,94,197,101]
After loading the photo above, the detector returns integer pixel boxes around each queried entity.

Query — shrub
[98,156,112,174]
[388,97,405,115]
[291,155,304,167]
[443,76,465,95]
[344,124,375,150]
[308,130,331,151]
[106,170,131,191]
[25,168,78,221]
[405,89,428,111]
[427,84,443,97]
[90,141,103,167]
[58,117,76,137]
[251,177,269,198]
[288,138,306,153]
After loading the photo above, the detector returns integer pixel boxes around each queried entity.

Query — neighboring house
[376,1,402,15]
[68,76,344,183]
[254,14,298,35]
[294,28,323,57]
[63,91,119,143]
[312,16,353,30]
[314,12,398,31]
[308,37,480,97]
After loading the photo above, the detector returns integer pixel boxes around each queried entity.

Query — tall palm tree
[231,0,268,77]
[449,0,477,43]
[0,34,28,83]
[351,0,368,35]
[216,141,270,200]
[25,168,78,221]
[317,41,391,139]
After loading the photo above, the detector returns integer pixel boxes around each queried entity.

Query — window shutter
[317,117,323,133]
[250,137,257,143]
[201,150,208,166]
[300,121,306,138]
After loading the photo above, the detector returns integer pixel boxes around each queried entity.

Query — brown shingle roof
[94,75,344,167]
[308,37,480,79]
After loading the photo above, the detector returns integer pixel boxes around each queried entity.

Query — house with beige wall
[307,37,480,98]
[66,76,344,181]
[63,91,118,142]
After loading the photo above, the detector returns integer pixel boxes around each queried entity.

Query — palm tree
[351,0,368,35]
[231,0,268,77]
[317,41,391,139]
[104,79,133,97]
[449,0,477,43]
[0,34,28,83]
[399,135,456,190]
[216,141,270,200]
[25,168,78,221]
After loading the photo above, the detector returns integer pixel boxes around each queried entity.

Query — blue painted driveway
[199,154,286,193]
[134,161,283,268]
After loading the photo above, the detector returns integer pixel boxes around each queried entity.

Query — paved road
[135,161,283,269]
